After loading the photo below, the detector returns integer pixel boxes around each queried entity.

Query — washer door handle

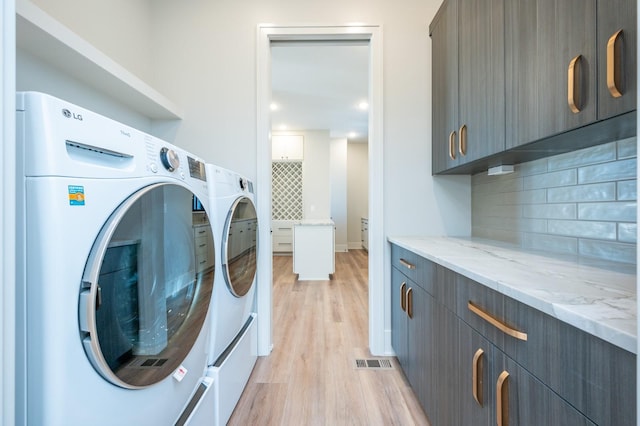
[95,284,102,310]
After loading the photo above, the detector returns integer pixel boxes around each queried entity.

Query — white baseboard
[348,242,364,250]
[335,243,349,252]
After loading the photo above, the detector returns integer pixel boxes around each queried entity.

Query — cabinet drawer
[272,235,293,252]
[391,244,435,294]
[456,275,508,350]
[391,244,420,282]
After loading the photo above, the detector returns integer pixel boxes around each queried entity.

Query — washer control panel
[160,147,180,172]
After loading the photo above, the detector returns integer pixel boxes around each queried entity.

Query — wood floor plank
[228,251,430,425]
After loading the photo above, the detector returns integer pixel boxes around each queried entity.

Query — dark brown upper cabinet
[430,0,636,175]
[430,0,505,174]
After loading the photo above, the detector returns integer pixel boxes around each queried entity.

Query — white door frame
[256,24,385,355]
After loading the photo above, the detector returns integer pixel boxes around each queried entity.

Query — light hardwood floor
[228,250,430,425]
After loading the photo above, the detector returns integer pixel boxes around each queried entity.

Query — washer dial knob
[160,147,180,172]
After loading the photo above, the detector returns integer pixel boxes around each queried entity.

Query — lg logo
[62,108,83,121]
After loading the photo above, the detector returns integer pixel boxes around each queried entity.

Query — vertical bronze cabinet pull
[496,370,510,426]
[406,287,413,319]
[607,29,624,98]
[400,282,407,312]
[458,124,467,156]
[568,55,582,113]
[472,348,484,406]
[448,130,457,160]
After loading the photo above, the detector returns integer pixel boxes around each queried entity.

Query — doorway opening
[256,25,384,356]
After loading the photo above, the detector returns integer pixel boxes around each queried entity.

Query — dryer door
[222,196,258,297]
[79,183,215,389]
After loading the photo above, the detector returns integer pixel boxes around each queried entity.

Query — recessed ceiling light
[348,132,357,138]
[358,101,369,110]
[270,103,279,111]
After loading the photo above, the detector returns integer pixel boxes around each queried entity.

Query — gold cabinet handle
[448,130,457,160]
[472,348,484,406]
[458,124,467,156]
[400,282,407,312]
[468,302,528,341]
[568,55,582,113]
[496,370,510,426]
[607,29,624,98]
[399,258,416,270]
[407,287,413,319]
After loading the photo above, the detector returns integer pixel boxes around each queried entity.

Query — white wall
[27,0,153,83]
[148,0,471,239]
[302,130,331,219]
[330,138,348,252]
[347,143,368,247]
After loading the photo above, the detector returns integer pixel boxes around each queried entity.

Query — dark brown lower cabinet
[460,321,596,425]
[389,243,636,426]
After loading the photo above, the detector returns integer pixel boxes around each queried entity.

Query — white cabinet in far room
[272,135,304,161]
[272,220,295,253]
[361,217,369,251]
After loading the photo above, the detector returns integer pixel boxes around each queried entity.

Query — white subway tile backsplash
[578,202,637,222]
[547,220,617,240]
[516,158,548,176]
[617,137,637,159]
[618,223,637,243]
[617,180,637,200]
[473,176,523,194]
[547,142,616,171]
[472,138,636,264]
[547,183,615,203]
[578,158,636,184]
[522,233,578,254]
[473,216,547,233]
[523,169,577,190]
[522,204,577,220]
[578,239,636,264]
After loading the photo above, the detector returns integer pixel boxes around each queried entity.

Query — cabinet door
[430,0,459,173]
[495,353,595,426]
[407,284,435,418]
[597,0,637,119]
[272,135,303,160]
[506,0,597,149]
[459,322,493,426]
[391,267,409,369]
[458,0,505,162]
[432,303,459,425]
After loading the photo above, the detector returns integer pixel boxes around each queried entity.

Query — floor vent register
[354,358,393,370]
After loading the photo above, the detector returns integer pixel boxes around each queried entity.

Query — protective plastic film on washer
[173,365,188,382]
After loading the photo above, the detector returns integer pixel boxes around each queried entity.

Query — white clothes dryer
[200,164,259,426]
[15,92,217,426]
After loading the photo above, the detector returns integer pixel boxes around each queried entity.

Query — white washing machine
[195,164,259,426]
[15,92,217,426]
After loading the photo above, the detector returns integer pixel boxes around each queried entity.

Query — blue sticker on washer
[68,185,85,206]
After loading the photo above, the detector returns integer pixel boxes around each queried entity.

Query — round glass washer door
[79,183,215,389]
[222,196,258,297]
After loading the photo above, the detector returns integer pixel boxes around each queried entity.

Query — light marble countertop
[388,236,637,354]
[295,219,335,226]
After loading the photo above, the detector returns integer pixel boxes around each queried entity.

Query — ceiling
[270,42,370,143]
